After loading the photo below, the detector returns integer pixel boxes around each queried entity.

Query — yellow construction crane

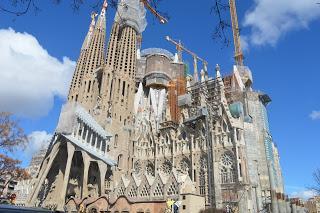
[165,36,208,81]
[140,0,168,24]
[229,0,244,66]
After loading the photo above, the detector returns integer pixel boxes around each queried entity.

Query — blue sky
[0,0,319,199]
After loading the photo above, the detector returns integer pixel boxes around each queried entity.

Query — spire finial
[200,69,205,82]
[81,12,97,50]
[96,0,107,29]
[90,11,98,26]
[91,11,97,20]
[103,0,108,9]
[215,64,221,78]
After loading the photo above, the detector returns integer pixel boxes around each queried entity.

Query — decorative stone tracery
[220,152,237,184]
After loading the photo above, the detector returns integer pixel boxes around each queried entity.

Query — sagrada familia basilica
[25,0,296,212]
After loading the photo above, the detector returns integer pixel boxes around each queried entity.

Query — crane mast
[140,0,168,24]
[229,0,244,66]
[165,36,208,80]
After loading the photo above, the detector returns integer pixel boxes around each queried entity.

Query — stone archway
[37,142,68,206]
[66,151,84,199]
[87,162,101,197]
[105,166,113,193]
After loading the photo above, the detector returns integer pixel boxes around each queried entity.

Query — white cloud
[26,131,52,159]
[243,0,320,46]
[240,35,249,53]
[290,189,316,200]
[310,110,320,120]
[0,28,75,118]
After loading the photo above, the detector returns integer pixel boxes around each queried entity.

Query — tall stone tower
[68,0,107,111]
[27,2,116,210]
[98,0,147,175]
[67,12,96,102]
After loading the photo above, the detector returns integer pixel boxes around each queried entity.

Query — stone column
[280,199,287,213]
[292,203,297,213]
[268,162,279,213]
[84,127,89,144]
[89,132,93,146]
[99,140,104,152]
[92,133,96,147]
[58,142,75,210]
[76,122,81,138]
[190,135,194,181]
[28,141,61,205]
[233,128,242,180]
[213,160,222,209]
[98,161,107,196]
[95,136,98,151]
[81,151,91,197]
[271,190,279,213]
[286,201,291,213]
[80,125,85,140]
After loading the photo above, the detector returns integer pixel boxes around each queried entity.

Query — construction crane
[165,36,208,81]
[229,0,244,66]
[140,0,168,24]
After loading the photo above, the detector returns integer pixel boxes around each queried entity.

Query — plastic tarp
[115,0,147,33]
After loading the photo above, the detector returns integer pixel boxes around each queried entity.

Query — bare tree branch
[211,0,231,47]
[0,112,28,153]
[0,0,33,16]
[310,168,320,195]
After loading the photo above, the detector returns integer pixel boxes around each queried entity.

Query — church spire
[81,1,107,77]
[68,12,97,102]
[96,0,107,30]
[82,12,97,50]
[76,1,108,108]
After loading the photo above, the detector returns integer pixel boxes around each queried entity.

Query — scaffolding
[181,78,223,206]
[168,77,186,123]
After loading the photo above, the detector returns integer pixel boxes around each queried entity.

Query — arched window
[199,170,206,195]
[220,152,237,184]
[134,160,142,175]
[180,158,191,175]
[117,154,123,169]
[146,161,155,176]
[114,134,118,148]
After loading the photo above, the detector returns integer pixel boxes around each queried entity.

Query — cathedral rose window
[161,160,172,175]
[221,153,233,167]
[134,160,142,175]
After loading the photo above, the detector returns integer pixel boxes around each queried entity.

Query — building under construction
[24,0,303,212]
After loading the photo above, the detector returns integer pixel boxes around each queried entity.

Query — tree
[0,112,28,152]
[0,112,29,195]
[211,0,231,47]
[311,168,320,195]
[0,154,30,194]
[0,0,169,24]
[0,0,108,16]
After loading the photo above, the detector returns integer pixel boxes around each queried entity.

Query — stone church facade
[27,0,288,212]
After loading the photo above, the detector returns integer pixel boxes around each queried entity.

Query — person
[166,198,175,212]
[173,200,181,213]
[9,193,16,205]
